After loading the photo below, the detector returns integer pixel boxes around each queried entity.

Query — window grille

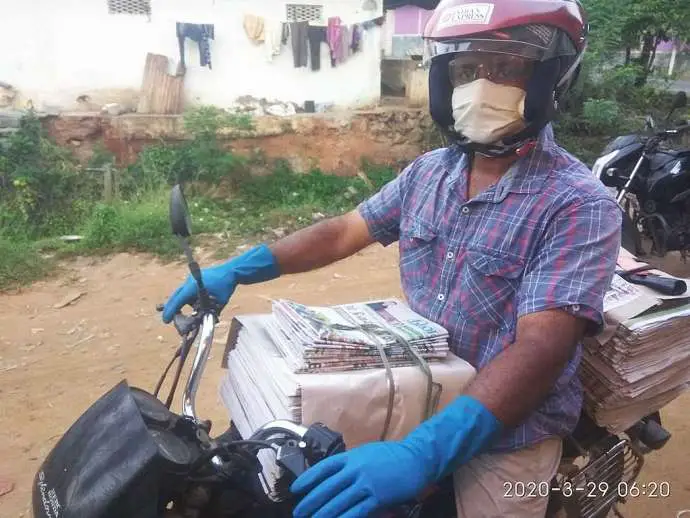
[107,0,151,16]
[286,4,324,23]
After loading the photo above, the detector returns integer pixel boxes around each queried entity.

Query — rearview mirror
[169,184,192,238]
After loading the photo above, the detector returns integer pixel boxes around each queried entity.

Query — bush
[80,192,179,257]
[582,99,623,134]
[0,111,101,238]
[0,238,51,290]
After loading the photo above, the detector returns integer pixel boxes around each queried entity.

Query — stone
[0,82,17,108]
[54,291,86,309]
[0,109,22,128]
[312,212,326,222]
[271,227,287,239]
[101,103,127,116]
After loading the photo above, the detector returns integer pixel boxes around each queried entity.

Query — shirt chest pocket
[399,220,439,292]
[456,250,525,330]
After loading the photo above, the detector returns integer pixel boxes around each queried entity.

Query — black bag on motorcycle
[33,380,185,518]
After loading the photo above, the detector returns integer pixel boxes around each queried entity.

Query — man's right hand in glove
[161,244,280,322]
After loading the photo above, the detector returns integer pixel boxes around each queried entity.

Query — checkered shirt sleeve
[517,197,622,334]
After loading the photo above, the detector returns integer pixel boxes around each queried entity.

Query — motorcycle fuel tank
[646,151,690,202]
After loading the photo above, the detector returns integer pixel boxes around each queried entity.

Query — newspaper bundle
[267,299,450,373]
[581,249,690,432]
[219,299,475,489]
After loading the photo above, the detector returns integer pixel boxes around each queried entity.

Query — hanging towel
[290,21,309,68]
[307,26,327,71]
[176,23,215,69]
[264,18,284,61]
[327,17,343,67]
[243,14,265,42]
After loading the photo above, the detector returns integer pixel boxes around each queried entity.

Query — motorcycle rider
[162,0,622,516]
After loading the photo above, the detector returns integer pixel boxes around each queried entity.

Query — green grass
[0,238,53,290]
[0,162,397,291]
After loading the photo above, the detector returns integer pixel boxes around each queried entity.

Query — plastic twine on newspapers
[330,308,442,437]
[329,308,397,441]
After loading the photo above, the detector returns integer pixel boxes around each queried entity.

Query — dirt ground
[0,245,688,517]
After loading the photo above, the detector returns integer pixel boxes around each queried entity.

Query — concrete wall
[0,0,383,112]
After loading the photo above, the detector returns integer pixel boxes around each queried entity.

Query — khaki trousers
[453,438,563,518]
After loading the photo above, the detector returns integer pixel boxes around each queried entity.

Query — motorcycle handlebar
[250,420,311,441]
[182,312,216,421]
[657,124,690,138]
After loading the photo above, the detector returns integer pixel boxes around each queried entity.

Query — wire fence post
[102,162,119,202]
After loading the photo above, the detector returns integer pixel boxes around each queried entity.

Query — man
[162,1,622,516]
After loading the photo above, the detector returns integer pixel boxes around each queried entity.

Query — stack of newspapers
[581,249,690,433]
[219,298,476,489]
[267,299,450,373]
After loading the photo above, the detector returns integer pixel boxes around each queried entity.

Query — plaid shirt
[358,125,622,452]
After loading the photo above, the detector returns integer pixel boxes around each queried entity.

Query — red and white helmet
[422,0,588,155]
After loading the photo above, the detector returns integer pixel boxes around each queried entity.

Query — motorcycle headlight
[592,150,621,179]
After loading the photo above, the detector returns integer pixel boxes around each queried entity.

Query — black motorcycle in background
[592,91,690,258]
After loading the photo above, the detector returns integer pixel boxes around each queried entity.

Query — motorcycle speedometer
[130,387,175,426]
[149,428,195,467]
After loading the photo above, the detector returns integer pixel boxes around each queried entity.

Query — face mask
[451,78,527,145]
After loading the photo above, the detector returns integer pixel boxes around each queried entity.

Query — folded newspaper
[265,299,450,373]
[581,248,690,432]
[219,299,475,489]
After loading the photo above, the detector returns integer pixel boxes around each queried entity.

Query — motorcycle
[592,90,690,259]
[33,185,674,518]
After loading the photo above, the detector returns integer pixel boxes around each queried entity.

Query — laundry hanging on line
[241,11,372,71]
[176,23,215,69]
[307,26,327,71]
[244,13,289,62]
[290,21,309,68]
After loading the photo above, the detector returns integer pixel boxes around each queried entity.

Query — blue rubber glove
[162,244,280,323]
[290,395,502,518]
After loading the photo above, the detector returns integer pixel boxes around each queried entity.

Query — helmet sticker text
[436,3,495,30]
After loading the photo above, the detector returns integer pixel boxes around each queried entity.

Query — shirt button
[437,294,445,301]
[461,207,470,215]
[446,252,454,260]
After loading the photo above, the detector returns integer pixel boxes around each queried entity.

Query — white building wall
[0,0,383,112]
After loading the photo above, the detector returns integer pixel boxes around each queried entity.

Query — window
[107,0,151,16]
[286,4,324,23]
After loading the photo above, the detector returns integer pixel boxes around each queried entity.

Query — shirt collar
[443,124,556,200]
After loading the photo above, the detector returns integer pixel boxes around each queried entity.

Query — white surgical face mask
[451,78,527,144]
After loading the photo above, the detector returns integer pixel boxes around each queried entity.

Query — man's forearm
[466,309,587,428]
[269,210,375,275]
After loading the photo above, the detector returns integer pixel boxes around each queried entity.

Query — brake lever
[173,313,199,335]
[155,303,203,336]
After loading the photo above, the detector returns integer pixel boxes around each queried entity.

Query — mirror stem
[177,236,212,311]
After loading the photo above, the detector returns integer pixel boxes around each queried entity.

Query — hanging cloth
[290,21,309,68]
[307,26,327,71]
[351,24,362,53]
[176,23,215,69]
[327,17,343,67]
[340,25,352,61]
[264,18,284,61]
[243,14,265,43]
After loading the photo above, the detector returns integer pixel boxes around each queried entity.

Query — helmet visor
[448,52,536,87]
[423,24,577,66]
